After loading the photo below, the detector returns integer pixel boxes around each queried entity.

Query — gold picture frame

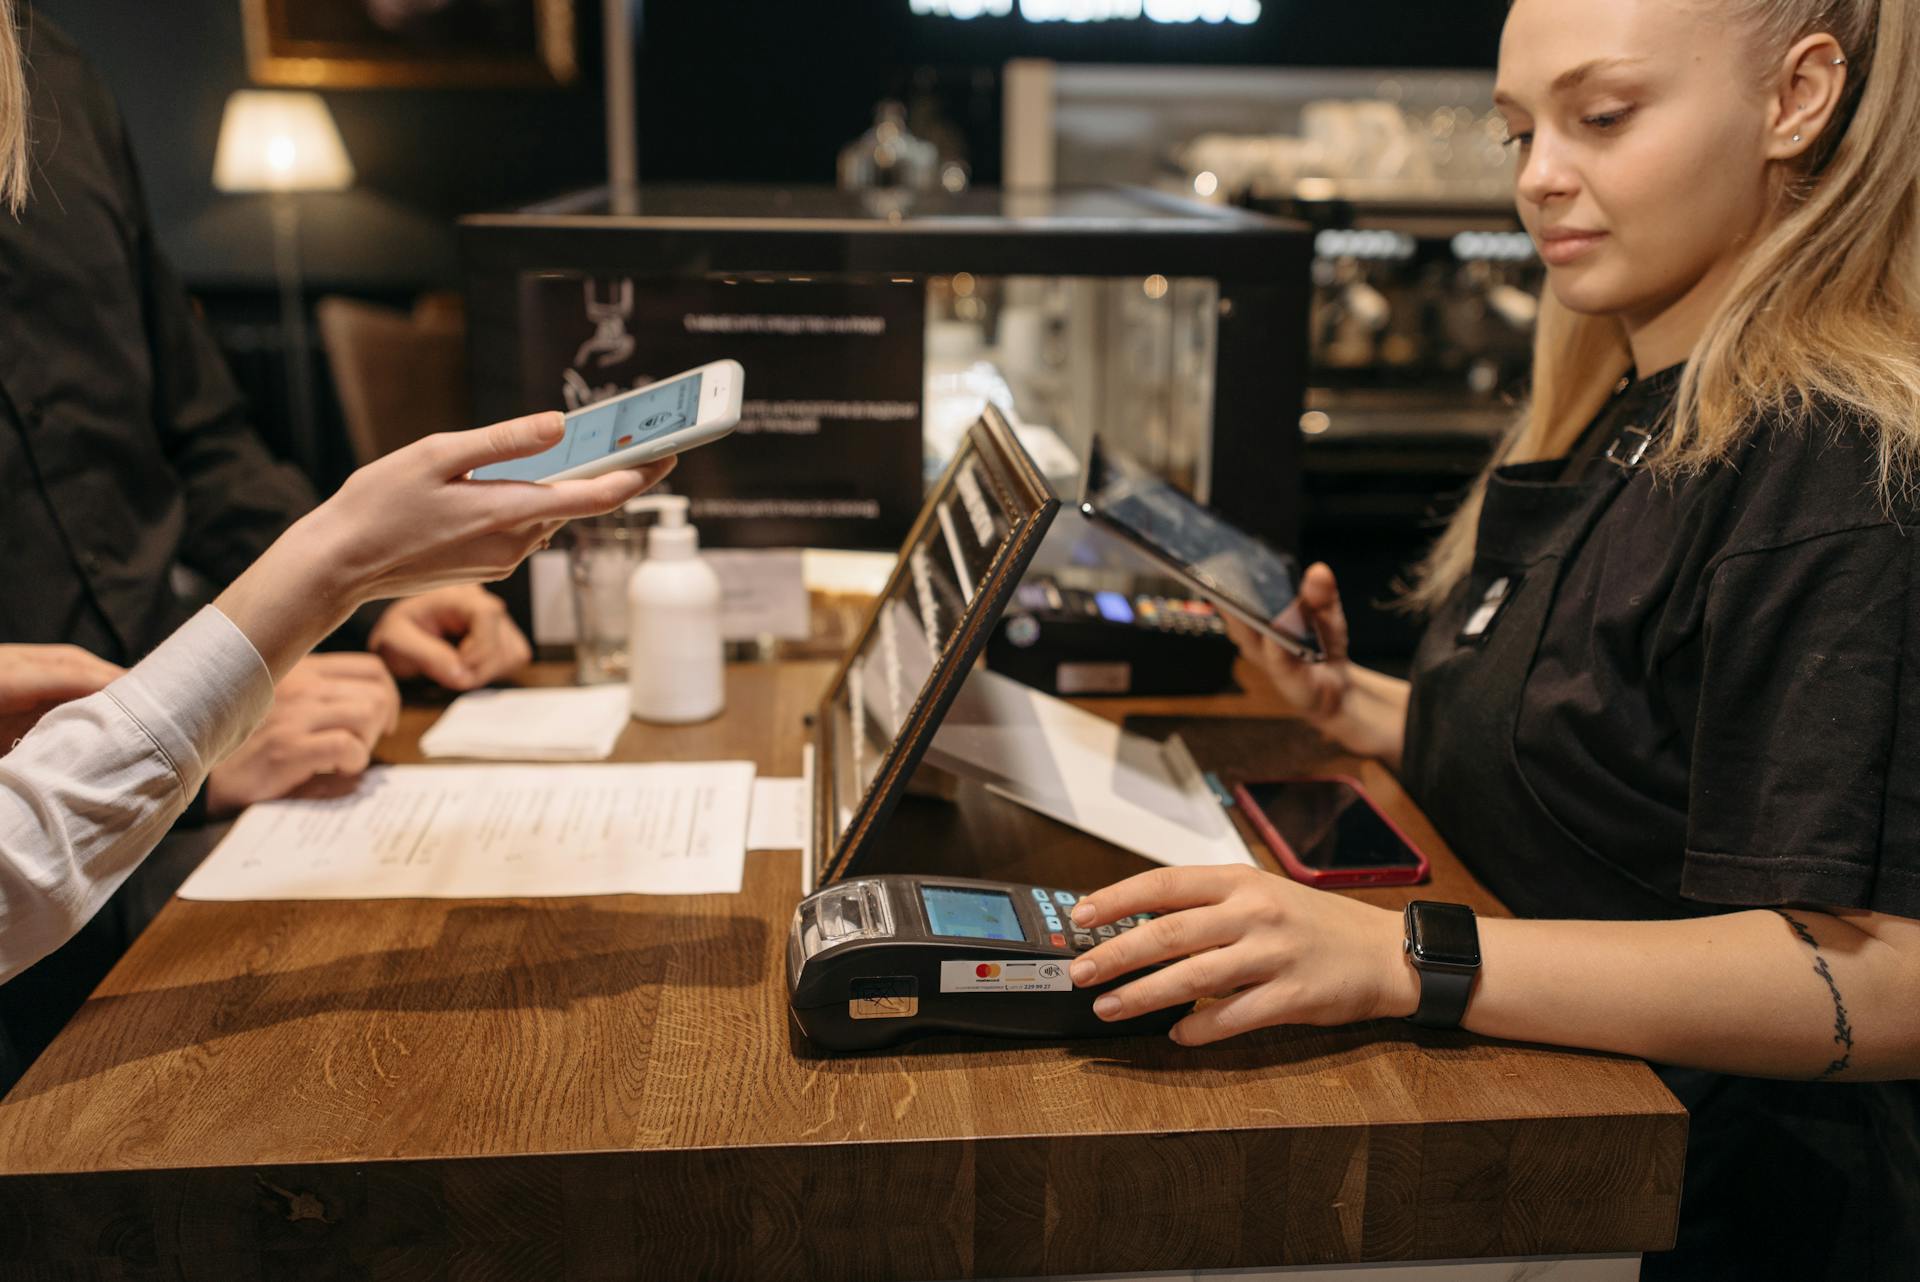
[242,0,576,89]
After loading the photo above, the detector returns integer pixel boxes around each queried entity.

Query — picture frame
[242,0,577,89]
[810,404,1059,891]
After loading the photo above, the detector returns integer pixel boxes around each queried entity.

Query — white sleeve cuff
[103,606,275,801]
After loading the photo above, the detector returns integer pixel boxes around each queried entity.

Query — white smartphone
[471,359,745,483]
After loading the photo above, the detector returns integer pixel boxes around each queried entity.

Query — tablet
[1079,436,1322,662]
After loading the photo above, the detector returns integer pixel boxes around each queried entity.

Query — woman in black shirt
[1065,0,1920,1276]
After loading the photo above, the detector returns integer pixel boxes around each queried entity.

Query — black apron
[1401,441,1920,1280]
[1402,450,1690,921]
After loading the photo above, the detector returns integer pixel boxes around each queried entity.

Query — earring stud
[1832,55,1847,65]
[1792,133,1803,143]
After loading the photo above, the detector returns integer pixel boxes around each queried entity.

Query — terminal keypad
[1029,889,1155,953]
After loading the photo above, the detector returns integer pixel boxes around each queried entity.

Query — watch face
[1410,902,1480,967]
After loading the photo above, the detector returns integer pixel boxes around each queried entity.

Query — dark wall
[30,0,608,291]
[637,0,1509,185]
[34,0,1508,283]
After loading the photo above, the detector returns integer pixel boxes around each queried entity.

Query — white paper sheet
[179,762,756,901]
[747,777,810,851]
[417,686,631,761]
[705,549,810,642]
[926,670,1253,869]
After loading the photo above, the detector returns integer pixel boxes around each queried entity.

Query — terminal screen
[920,886,1028,942]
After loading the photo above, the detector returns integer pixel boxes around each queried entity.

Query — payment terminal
[787,874,1184,1051]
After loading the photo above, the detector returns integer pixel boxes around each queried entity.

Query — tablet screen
[1081,439,1319,656]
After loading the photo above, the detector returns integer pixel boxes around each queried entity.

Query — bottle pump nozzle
[623,494,696,559]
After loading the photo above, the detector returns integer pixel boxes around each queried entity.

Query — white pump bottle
[624,495,724,724]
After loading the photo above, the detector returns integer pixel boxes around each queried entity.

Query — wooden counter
[0,662,1685,1279]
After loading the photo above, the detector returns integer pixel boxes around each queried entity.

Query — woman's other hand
[1226,563,1410,767]
[1064,864,1417,1046]
[1224,562,1353,722]
[0,644,125,744]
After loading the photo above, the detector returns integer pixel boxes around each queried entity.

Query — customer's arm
[0,413,673,984]
[0,610,271,985]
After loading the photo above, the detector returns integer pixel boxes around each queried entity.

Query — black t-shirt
[1427,368,1920,1280]
[1512,365,1920,920]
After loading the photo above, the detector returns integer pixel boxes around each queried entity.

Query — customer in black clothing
[0,17,536,800]
[1060,1,1920,1278]
[0,14,538,1076]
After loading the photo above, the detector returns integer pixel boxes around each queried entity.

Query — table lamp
[212,90,354,476]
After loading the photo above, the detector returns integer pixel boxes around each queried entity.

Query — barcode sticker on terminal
[849,977,919,1020]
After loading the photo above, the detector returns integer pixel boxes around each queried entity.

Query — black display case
[459,183,1312,553]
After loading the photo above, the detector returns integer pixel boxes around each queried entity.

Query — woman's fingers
[1070,864,1246,929]
[433,412,566,476]
[1067,904,1240,988]
[491,455,680,528]
[1090,944,1271,1023]
[1296,562,1349,663]
[1168,984,1294,1046]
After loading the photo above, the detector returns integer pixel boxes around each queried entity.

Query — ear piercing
[1832,56,1847,65]
[1792,133,1803,143]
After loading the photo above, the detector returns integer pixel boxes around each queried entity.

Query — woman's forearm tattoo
[1775,910,1855,1080]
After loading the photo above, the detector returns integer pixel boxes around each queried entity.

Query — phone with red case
[1232,775,1430,888]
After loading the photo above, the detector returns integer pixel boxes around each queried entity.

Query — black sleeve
[107,98,321,591]
[1682,525,1920,918]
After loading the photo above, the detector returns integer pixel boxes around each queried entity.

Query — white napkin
[418,685,631,762]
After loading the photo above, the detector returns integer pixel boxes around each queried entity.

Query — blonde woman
[1067,0,1920,1275]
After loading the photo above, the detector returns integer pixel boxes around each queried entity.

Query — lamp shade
[212,91,354,193]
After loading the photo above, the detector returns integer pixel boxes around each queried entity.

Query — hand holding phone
[471,359,744,483]
[1079,436,1322,661]
[1233,775,1430,888]
[1225,561,1352,718]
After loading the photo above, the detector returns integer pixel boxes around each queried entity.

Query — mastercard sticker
[939,958,1072,993]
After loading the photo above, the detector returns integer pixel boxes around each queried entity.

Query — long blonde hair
[1403,0,1920,612]
[0,0,27,215]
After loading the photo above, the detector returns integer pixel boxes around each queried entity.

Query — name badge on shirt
[1457,574,1519,645]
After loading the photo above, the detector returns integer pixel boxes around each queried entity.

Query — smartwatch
[1402,900,1481,1029]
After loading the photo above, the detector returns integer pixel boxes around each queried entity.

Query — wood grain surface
[0,661,1685,1280]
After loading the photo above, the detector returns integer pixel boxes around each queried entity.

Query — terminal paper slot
[810,404,1058,889]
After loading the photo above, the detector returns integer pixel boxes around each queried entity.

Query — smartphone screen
[1241,780,1421,870]
[472,372,704,482]
[1081,438,1319,656]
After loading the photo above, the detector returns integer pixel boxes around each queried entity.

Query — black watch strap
[1410,967,1475,1029]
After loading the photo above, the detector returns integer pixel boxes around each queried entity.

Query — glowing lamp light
[213,91,354,194]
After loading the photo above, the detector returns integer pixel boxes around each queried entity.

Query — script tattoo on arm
[1774,910,1855,1081]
